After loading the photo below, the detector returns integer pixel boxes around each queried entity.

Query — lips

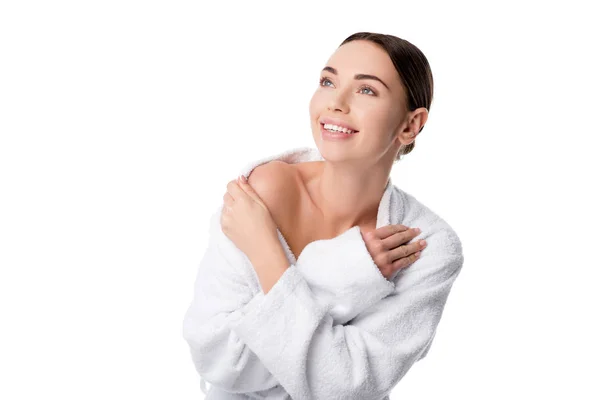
[319,122,359,134]
[319,117,359,132]
[320,123,358,140]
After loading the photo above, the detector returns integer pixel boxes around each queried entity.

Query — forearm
[249,238,290,294]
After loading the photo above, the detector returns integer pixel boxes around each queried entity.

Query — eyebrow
[321,66,390,91]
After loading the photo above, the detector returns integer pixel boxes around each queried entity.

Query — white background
[1,0,599,399]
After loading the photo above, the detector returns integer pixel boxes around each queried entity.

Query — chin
[314,141,356,163]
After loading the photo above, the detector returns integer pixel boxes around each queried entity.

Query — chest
[274,164,376,262]
[281,221,376,262]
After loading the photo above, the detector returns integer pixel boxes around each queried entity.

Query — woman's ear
[395,129,417,146]
[396,107,428,145]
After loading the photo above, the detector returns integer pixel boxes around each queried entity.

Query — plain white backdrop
[1,0,598,398]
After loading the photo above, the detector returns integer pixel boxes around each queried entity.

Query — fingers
[226,178,246,200]
[237,175,250,189]
[373,224,411,240]
[236,175,262,204]
[380,225,421,250]
[223,192,234,206]
[389,237,427,263]
[391,250,422,271]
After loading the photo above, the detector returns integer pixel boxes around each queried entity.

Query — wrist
[249,238,290,294]
[250,237,287,267]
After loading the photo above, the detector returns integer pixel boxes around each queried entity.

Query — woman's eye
[360,87,375,95]
[320,77,332,87]
[319,77,376,96]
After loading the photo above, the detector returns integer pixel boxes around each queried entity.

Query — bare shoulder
[246,160,301,223]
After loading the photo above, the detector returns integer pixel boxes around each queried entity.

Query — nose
[327,89,350,113]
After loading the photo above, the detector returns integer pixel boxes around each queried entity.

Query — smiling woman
[182,32,463,400]
[311,32,434,163]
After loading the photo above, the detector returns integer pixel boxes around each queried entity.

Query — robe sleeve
[286,225,397,325]
[181,205,398,396]
[182,205,280,394]
[229,227,464,400]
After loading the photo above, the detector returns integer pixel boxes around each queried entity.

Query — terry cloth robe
[182,146,464,400]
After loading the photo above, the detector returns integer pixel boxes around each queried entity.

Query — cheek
[359,111,396,143]
[309,91,328,113]
[357,108,385,129]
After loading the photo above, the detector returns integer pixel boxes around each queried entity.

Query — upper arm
[246,160,298,224]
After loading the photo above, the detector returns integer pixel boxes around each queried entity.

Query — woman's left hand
[220,175,279,261]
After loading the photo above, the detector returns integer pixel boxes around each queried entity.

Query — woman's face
[309,40,410,164]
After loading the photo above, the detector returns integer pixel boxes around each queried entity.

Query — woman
[182,32,464,400]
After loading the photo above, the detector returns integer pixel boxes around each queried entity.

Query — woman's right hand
[360,224,427,280]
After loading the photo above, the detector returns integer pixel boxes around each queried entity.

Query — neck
[312,155,394,235]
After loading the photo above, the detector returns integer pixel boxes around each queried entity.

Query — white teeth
[323,123,355,134]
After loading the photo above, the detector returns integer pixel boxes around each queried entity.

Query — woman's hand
[360,224,427,280]
[220,175,279,261]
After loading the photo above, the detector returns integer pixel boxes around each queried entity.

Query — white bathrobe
[182,146,464,400]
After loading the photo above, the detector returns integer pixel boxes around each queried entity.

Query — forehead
[326,40,399,83]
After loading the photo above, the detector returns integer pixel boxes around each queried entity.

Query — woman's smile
[320,122,359,140]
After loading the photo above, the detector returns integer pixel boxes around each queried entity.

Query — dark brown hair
[339,32,433,161]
